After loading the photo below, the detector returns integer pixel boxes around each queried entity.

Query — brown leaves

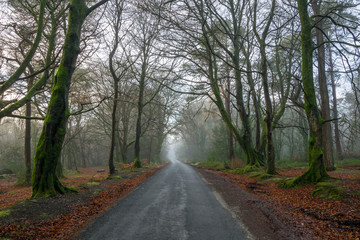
[0,166,165,239]
[212,169,360,239]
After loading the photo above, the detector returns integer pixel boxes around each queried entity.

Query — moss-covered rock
[312,182,347,199]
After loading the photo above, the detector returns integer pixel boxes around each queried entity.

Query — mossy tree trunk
[196,1,262,169]
[312,1,335,171]
[32,0,109,198]
[207,46,260,169]
[292,0,329,185]
[253,0,276,174]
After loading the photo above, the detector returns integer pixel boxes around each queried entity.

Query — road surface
[76,160,252,240]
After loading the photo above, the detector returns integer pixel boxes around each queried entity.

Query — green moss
[0,210,11,218]
[107,175,122,180]
[280,177,300,188]
[263,177,288,184]
[198,159,225,170]
[133,158,142,168]
[249,171,264,178]
[312,182,347,199]
[257,173,275,180]
[228,168,244,175]
[68,186,80,191]
[228,165,261,175]
[86,182,100,186]
[276,160,308,169]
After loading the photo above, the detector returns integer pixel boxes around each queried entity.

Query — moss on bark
[284,0,330,187]
[31,0,89,198]
[134,157,142,168]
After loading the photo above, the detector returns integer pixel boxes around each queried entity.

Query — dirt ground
[195,167,360,240]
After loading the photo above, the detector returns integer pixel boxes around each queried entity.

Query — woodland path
[76,160,251,240]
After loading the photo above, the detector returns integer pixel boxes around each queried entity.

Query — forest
[0,0,359,239]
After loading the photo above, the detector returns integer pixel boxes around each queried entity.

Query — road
[76,160,252,240]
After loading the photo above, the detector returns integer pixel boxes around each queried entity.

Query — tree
[311,0,335,171]
[252,0,276,174]
[129,5,170,168]
[288,0,329,186]
[328,45,343,160]
[107,0,126,174]
[32,0,109,198]
[0,0,66,184]
[144,0,264,169]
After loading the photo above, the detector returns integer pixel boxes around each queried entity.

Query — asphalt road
[76,160,251,240]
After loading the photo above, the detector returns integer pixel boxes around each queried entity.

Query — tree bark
[32,0,108,197]
[312,1,335,171]
[329,46,343,161]
[108,0,124,174]
[134,67,145,168]
[291,0,329,185]
[225,63,234,164]
[108,80,118,174]
[253,0,276,174]
[24,76,33,184]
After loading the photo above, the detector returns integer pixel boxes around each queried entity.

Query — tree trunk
[329,46,343,161]
[108,0,124,174]
[291,0,329,185]
[108,79,119,174]
[24,77,33,185]
[134,63,146,168]
[233,54,261,168]
[32,0,90,197]
[312,2,335,171]
[225,68,234,164]
[78,136,87,167]
[209,51,260,169]
[242,48,261,151]
[253,0,276,174]
[259,42,275,174]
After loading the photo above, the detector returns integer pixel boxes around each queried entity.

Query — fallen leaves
[212,168,360,240]
[0,165,166,239]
